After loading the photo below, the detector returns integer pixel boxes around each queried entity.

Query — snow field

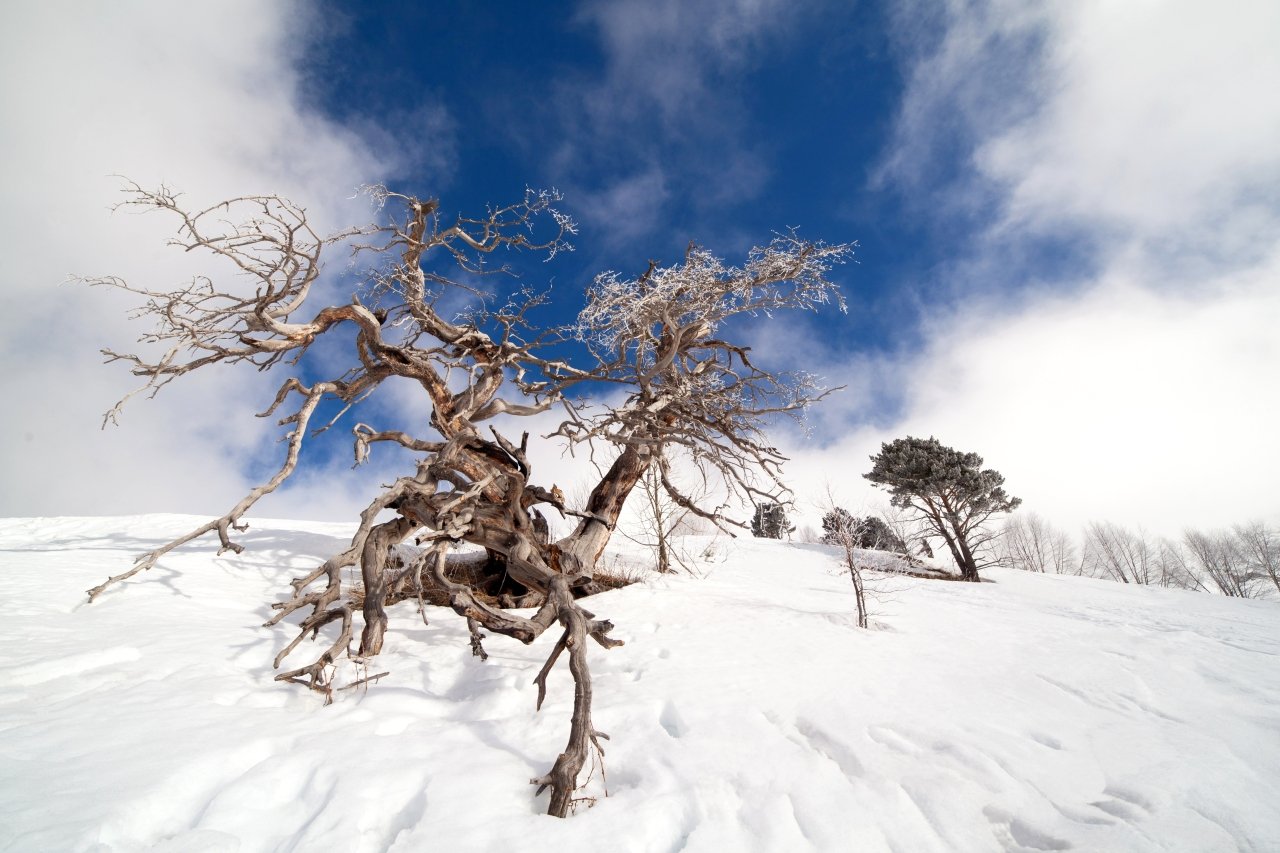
[1,515,1278,852]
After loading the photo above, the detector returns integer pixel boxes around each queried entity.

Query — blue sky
[2,1,1278,540]
[288,0,1083,430]
[303,2,936,362]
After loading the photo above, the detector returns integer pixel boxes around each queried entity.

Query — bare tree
[1153,538,1208,592]
[877,503,935,560]
[617,455,710,573]
[999,512,1076,574]
[1081,522,1160,585]
[1081,522,1205,589]
[1182,528,1270,599]
[1235,520,1280,595]
[818,497,870,628]
[1076,519,1280,597]
[82,183,851,816]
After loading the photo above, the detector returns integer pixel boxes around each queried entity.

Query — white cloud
[0,2,437,520]
[570,167,670,247]
[874,0,1050,196]
[788,258,1280,535]
[555,0,803,234]
[976,1,1280,242]
[785,0,1280,540]
[575,0,793,127]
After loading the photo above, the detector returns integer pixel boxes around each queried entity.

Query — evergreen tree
[856,516,908,553]
[820,508,857,545]
[752,502,794,539]
[820,509,908,552]
[864,436,1020,581]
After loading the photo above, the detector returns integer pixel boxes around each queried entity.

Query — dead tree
[81,182,852,817]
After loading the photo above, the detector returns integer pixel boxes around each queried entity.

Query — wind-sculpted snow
[1,515,1278,851]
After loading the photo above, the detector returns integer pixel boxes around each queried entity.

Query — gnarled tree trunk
[81,182,852,817]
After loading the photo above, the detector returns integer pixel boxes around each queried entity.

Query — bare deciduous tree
[813,493,929,626]
[819,502,870,628]
[1074,518,1280,598]
[82,183,851,816]
[1234,520,1280,595]
[999,512,1077,574]
[1081,521,1204,590]
[1154,538,1206,592]
[819,504,870,625]
[618,456,711,574]
[1081,522,1161,585]
[1181,527,1271,599]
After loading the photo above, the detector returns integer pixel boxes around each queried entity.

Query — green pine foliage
[752,502,794,539]
[864,436,1020,580]
[820,509,908,552]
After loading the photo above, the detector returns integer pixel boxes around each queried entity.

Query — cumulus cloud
[784,0,1280,539]
[0,2,445,519]
[5,0,1275,555]
[975,1,1280,244]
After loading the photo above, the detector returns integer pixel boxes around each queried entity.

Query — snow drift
[1,514,1278,851]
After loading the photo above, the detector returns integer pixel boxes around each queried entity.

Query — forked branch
[84,182,851,817]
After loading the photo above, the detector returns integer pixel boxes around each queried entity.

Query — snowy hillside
[2,515,1278,852]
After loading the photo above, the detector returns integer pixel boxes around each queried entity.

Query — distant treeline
[998,513,1279,599]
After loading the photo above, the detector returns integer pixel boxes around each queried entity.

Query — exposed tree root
[254,522,627,812]
[530,580,620,817]
[82,182,850,816]
[467,617,489,661]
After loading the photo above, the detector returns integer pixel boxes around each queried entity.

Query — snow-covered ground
[2,514,1278,852]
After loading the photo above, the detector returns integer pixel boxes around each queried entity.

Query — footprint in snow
[866,723,923,756]
[1028,731,1063,750]
[1090,784,1155,823]
[984,805,1072,851]
[659,701,686,738]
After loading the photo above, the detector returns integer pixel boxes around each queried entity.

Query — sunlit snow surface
[1,515,1278,852]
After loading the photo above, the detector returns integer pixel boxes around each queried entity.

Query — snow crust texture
[1,515,1278,852]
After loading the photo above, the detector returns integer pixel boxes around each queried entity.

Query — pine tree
[820,509,908,552]
[752,502,794,539]
[864,436,1020,581]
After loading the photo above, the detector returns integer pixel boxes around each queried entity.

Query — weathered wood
[358,517,416,656]
[83,183,850,816]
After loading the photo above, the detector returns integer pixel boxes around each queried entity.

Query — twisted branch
[84,182,850,817]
